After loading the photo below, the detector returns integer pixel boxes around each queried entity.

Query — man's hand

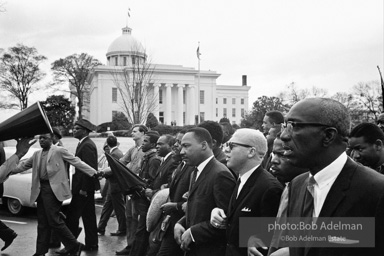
[79,190,88,197]
[15,137,36,159]
[160,202,177,215]
[180,228,193,252]
[247,235,268,256]
[270,247,289,256]
[210,207,227,229]
[174,223,185,245]
[145,188,154,199]
[181,202,187,212]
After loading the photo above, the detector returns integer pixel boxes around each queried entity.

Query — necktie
[302,176,316,217]
[230,178,241,209]
[189,167,198,191]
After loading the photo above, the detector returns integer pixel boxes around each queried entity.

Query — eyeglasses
[225,142,253,150]
[281,121,330,133]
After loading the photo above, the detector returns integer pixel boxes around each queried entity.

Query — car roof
[4,147,40,160]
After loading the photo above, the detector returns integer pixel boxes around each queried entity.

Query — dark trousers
[98,191,126,232]
[0,220,15,241]
[126,197,138,246]
[36,181,78,254]
[129,198,150,256]
[156,220,183,256]
[65,192,98,247]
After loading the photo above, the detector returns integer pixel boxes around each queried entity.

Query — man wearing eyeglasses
[210,128,283,256]
[272,98,384,256]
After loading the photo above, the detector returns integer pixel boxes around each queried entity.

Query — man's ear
[211,139,218,148]
[322,127,339,147]
[374,139,384,151]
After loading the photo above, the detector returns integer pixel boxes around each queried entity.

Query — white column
[153,84,160,121]
[177,84,185,125]
[188,84,196,125]
[165,84,173,125]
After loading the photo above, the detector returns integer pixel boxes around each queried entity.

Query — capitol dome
[106,26,146,66]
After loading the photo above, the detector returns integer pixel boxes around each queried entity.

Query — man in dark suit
[272,98,384,256]
[210,128,283,256]
[62,119,100,253]
[174,127,236,256]
[146,134,178,197]
[98,135,126,236]
[157,130,194,256]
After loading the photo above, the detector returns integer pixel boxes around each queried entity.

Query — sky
[0,0,383,121]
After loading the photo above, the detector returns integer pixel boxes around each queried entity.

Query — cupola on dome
[106,26,145,59]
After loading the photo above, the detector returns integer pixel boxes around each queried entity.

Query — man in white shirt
[210,129,283,256]
[273,98,384,256]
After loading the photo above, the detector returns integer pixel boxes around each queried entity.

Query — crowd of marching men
[1,97,384,256]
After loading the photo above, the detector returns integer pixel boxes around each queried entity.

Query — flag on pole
[196,46,201,60]
[128,8,131,17]
[104,153,146,196]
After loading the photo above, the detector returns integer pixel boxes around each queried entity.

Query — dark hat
[145,130,160,144]
[52,127,62,139]
[75,119,96,132]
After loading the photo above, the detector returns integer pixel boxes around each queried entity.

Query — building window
[232,98,236,104]
[223,108,227,117]
[183,90,186,104]
[232,108,236,117]
[159,89,163,104]
[241,98,244,104]
[112,88,117,102]
[115,57,118,66]
[200,90,205,104]
[216,108,218,117]
[159,112,164,124]
[223,98,227,104]
[200,112,205,122]
[132,56,136,65]
[216,98,218,104]
[241,108,245,117]
[123,57,127,66]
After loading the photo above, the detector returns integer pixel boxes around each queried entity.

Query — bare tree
[352,80,382,122]
[0,1,6,12]
[110,51,158,124]
[0,44,47,109]
[51,53,101,120]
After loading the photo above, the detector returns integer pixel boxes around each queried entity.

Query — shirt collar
[79,136,88,144]
[163,152,172,161]
[197,155,214,172]
[312,152,347,189]
[109,146,118,153]
[239,165,259,184]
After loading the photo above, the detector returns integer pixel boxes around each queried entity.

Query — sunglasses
[225,142,253,150]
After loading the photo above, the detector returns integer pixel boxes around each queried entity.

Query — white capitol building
[84,25,250,126]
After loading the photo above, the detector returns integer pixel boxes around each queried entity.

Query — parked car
[1,147,102,215]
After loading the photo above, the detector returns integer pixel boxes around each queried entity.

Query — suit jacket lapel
[228,167,262,218]
[319,157,355,217]
[189,158,214,197]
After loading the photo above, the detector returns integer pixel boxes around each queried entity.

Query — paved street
[0,200,128,256]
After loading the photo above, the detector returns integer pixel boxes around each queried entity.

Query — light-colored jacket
[10,145,97,203]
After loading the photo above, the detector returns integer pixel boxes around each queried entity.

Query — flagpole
[197,42,201,124]
[378,66,384,110]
